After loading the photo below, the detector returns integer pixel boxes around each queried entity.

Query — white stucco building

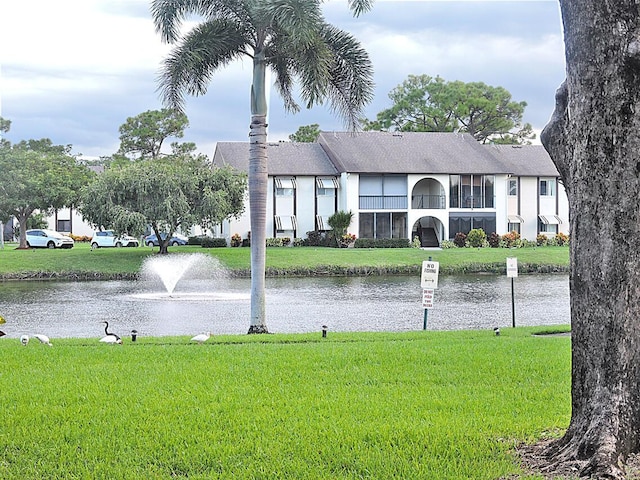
[212,131,569,246]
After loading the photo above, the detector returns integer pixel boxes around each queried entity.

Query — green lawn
[0,328,570,479]
[0,242,569,278]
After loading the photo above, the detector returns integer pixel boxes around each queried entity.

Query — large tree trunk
[540,1,640,477]
[247,49,269,334]
[16,209,31,250]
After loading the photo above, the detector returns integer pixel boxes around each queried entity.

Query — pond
[0,273,569,339]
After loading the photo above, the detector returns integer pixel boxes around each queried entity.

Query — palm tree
[152,0,374,333]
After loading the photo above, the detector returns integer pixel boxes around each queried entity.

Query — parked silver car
[90,230,139,249]
[26,229,74,249]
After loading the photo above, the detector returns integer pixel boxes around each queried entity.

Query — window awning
[316,215,331,231]
[539,214,563,225]
[507,215,524,224]
[275,215,297,230]
[316,177,339,189]
[274,177,297,189]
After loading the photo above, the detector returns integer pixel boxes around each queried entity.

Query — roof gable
[213,141,338,176]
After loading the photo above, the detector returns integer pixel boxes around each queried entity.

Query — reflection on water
[0,274,569,338]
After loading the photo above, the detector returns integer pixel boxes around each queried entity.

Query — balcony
[411,194,446,209]
[359,195,408,210]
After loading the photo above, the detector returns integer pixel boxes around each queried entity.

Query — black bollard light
[322,325,328,338]
[131,329,138,342]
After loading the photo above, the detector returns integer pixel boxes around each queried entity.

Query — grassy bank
[0,328,570,479]
[0,242,569,279]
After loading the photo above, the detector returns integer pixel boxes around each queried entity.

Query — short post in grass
[506,257,518,327]
[420,258,439,330]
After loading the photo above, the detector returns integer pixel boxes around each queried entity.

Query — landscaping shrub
[440,239,456,249]
[536,234,548,246]
[453,232,467,248]
[488,232,501,248]
[230,233,242,247]
[501,230,521,248]
[354,238,410,248]
[188,235,208,245]
[555,232,569,246]
[466,228,487,248]
[200,237,227,248]
[304,230,334,247]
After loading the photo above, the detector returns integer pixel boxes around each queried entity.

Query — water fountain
[134,253,250,301]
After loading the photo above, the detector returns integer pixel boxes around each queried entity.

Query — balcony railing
[450,196,496,209]
[411,194,446,209]
[359,195,408,210]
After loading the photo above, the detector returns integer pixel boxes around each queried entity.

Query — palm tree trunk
[247,49,269,334]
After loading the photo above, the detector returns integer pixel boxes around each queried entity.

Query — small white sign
[506,257,518,278]
[422,289,435,309]
[421,261,440,289]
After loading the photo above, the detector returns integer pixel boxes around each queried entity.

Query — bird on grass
[33,334,53,346]
[20,335,29,346]
[100,321,122,344]
[190,332,211,344]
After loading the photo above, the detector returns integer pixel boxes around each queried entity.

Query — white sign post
[421,260,439,329]
[506,257,518,327]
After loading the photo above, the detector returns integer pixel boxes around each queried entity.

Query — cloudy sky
[1,1,565,158]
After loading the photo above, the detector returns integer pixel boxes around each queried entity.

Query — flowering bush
[341,233,356,243]
[230,233,242,247]
[453,232,467,248]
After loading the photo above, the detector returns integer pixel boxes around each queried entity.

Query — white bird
[33,334,53,346]
[100,321,122,344]
[20,335,29,346]
[190,332,211,344]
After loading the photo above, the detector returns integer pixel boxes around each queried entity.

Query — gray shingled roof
[212,133,561,178]
[213,141,338,176]
[317,131,514,174]
[484,144,560,177]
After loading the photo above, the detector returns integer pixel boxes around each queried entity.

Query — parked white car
[26,229,75,249]
[90,230,139,249]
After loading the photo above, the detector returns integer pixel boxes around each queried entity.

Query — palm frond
[157,19,249,111]
[346,0,374,17]
[292,24,374,131]
[151,0,250,43]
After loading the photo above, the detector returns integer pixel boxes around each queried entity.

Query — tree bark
[540,1,640,477]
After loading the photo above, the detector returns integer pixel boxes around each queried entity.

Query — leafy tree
[80,156,246,255]
[363,74,534,144]
[0,134,95,249]
[118,108,189,160]
[289,124,321,142]
[536,2,640,478]
[152,0,374,333]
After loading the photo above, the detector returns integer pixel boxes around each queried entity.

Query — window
[359,175,408,210]
[316,187,332,197]
[276,188,293,197]
[508,179,517,196]
[449,213,496,239]
[540,179,556,196]
[359,212,407,239]
[507,223,521,234]
[450,175,495,208]
[57,219,71,232]
[539,222,558,234]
